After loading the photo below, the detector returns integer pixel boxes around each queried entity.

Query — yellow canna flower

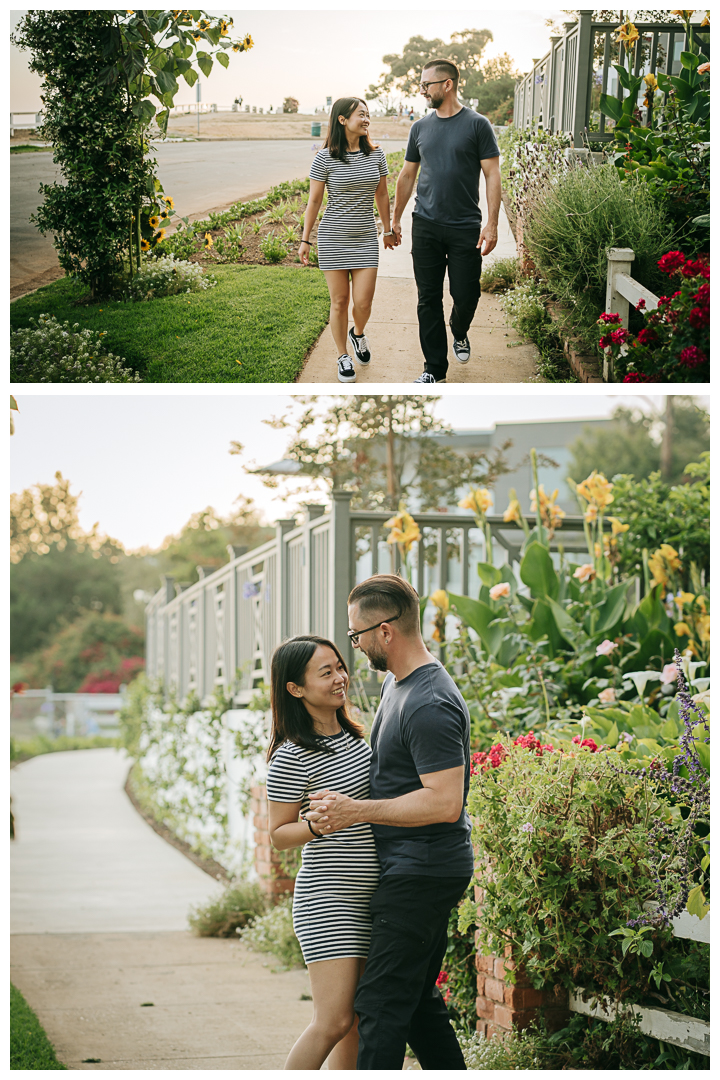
[384,505,420,556]
[675,591,696,608]
[584,505,598,523]
[576,470,614,511]
[574,564,595,583]
[430,589,449,614]
[503,498,521,524]
[648,543,682,590]
[617,21,640,47]
[697,615,710,642]
[674,621,691,637]
[458,487,493,516]
[643,73,658,91]
[607,516,630,536]
[671,10,694,19]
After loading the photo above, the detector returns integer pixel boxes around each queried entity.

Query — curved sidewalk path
[297,186,542,384]
[11,749,312,1069]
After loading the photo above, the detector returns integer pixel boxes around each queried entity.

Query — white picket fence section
[603,247,661,382]
[10,111,44,135]
[570,910,710,1056]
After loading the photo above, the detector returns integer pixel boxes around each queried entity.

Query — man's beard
[429,91,445,110]
[364,642,388,672]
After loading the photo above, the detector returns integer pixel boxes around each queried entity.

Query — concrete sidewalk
[11,749,313,1069]
[297,187,541,384]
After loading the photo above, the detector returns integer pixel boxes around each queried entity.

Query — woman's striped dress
[310,147,389,270]
[266,729,380,964]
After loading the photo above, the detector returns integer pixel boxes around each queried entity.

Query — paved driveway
[10,138,407,292]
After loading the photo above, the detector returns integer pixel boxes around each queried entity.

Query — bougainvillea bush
[599,252,709,383]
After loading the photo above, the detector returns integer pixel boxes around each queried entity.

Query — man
[390,58,501,384]
[307,574,473,1070]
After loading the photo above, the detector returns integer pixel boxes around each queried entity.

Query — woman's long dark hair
[267,635,365,761]
[324,97,377,164]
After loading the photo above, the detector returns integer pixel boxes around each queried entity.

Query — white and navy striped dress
[266,729,380,964]
[310,147,389,270]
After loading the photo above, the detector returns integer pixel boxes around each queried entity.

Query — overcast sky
[11,5,567,113]
[10,391,700,551]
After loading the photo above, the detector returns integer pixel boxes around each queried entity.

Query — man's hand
[391,222,402,247]
[383,232,397,250]
[307,789,360,833]
[477,223,498,256]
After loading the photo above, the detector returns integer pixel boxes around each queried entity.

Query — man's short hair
[424,58,459,90]
[348,573,421,637]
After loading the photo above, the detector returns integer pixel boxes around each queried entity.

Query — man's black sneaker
[413,372,446,384]
[452,336,471,364]
[337,354,356,382]
[348,326,371,366]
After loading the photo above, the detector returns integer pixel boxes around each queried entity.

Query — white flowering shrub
[129,254,217,300]
[10,314,140,383]
[239,896,305,968]
[497,281,546,326]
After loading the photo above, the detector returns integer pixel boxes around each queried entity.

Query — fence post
[275,517,297,642]
[329,490,353,669]
[604,247,635,382]
[573,11,595,146]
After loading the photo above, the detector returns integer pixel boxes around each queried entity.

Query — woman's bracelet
[299,239,313,246]
[301,811,322,838]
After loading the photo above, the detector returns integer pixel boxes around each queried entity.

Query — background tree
[237,395,513,512]
[568,397,709,486]
[12,10,253,294]
[18,611,145,694]
[282,97,299,113]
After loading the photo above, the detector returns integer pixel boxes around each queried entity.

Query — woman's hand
[383,233,397,250]
[299,241,311,266]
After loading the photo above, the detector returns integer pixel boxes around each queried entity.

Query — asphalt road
[10,137,407,292]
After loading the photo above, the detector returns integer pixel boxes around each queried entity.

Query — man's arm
[307,765,464,834]
[390,160,420,245]
[477,155,501,255]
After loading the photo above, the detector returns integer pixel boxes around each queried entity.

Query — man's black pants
[411,215,483,381]
[354,873,472,1070]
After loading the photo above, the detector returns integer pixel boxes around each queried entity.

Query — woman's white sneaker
[337,354,356,382]
[348,326,371,366]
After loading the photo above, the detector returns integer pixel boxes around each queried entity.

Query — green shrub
[480,257,517,293]
[521,164,674,349]
[129,254,216,300]
[497,282,575,382]
[461,743,675,1004]
[10,983,67,1069]
[11,314,141,383]
[188,879,268,938]
[259,232,288,264]
[239,895,305,968]
[10,734,120,763]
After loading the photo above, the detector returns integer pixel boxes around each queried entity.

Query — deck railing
[145,491,597,703]
[602,247,661,381]
[514,13,709,144]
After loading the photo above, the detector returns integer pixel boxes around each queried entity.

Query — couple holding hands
[298,58,502,384]
[266,574,473,1070]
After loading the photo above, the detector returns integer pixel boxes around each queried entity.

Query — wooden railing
[570,910,710,1056]
[603,247,661,381]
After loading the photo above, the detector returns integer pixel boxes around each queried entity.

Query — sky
[11,6,567,114]
[9,392,700,552]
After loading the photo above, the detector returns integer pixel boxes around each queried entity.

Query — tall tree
[568,397,709,487]
[237,395,513,512]
[368,29,495,101]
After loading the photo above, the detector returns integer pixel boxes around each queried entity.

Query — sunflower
[164,195,175,210]
[154,229,166,243]
[140,238,150,251]
[244,34,254,49]
[148,216,160,229]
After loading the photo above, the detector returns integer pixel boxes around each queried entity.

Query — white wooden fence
[10,111,43,136]
[10,689,125,738]
[570,910,710,1056]
[603,247,661,381]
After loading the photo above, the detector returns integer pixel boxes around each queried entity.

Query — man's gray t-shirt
[405,106,500,228]
[369,660,473,877]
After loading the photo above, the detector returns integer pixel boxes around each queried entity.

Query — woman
[299,98,397,382]
[266,635,379,1070]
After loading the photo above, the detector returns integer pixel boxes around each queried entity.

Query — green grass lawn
[10,983,67,1069]
[10,145,52,153]
[10,265,330,383]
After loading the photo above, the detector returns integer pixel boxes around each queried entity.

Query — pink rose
[661,663,678,685]
[489,582,511,601]
[598,687,616,703]
[596,639,617,656]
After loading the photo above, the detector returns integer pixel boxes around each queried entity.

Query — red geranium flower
[610,328,630,344]
[689,306,710,329]
[679,346,707,368]
[657,251,685,274]
[694,283,710,305]
[635,298,646,310]
[681,259,710,279]
[636,328,658,346]
[623,373,654,382]
[597,311,623,325]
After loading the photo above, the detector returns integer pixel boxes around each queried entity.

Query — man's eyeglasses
[419,79,448,92]
[347,614,401,647]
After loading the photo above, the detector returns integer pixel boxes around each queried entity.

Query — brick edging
[251,784,296,896]
[545,301,604,383]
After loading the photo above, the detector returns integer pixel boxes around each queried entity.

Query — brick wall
[250,784,296,897]
[474,891,570,1037]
